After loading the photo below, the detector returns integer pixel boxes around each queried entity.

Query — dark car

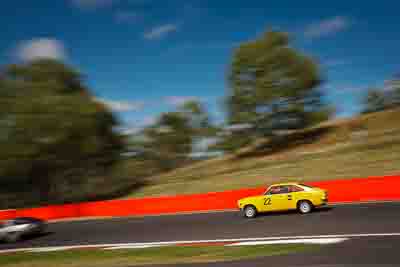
[0,217,47,243]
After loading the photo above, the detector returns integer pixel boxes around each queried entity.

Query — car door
[257,186,277,212]
[262,186,292,212]
[272,185,294,211]
[11,219,31,233]
[258,193,274,212]
[287,185,305,210]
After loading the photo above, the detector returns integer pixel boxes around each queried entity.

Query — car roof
[268,182,303,187]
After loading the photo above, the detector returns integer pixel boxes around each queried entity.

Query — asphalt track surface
[1,202,400,266]
[1,202,400,250]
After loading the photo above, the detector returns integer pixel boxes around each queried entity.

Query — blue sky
[1,0,399,131]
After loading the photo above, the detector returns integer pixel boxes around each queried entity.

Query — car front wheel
[243,205,257,218]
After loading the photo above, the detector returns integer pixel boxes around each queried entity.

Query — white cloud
[70,0,117,9]
[383,79,400,91]
[122,128,141,135]
[95,98,145,112]
[304,16,350,39]
[142,116,156,125]
[17,39,66,62]
[144,24,178,40]
[164,96,198,106]
[119,116,156,135]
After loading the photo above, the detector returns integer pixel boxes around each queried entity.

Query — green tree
[227,31,328,138]
[179,101,209,130]
[124,101,219,172]
[386,76,400,107]
[393,86,400,106]
[178,100,219,137]
[143,112,193,170]
[362,88,388,114]
[0,60,125,208]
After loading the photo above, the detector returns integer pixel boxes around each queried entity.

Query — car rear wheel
[297,200,313,214]
[4,233,20,243]
[243,205,257,218]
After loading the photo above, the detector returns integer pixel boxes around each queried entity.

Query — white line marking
[0,245,111,254]
[28,247,73,253]
[0,248,32,254]
[228,238,349,246]
[104,244,168,250]
[1,233,400,254]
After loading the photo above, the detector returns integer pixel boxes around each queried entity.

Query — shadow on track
[0,231,54,244]
[241,206,334,219]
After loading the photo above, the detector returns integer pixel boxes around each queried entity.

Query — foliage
[362,88,387,114]
[210,130,253,153]
[143,112,194,170]
[178,100,215,137]
[362,75,400,114]
[226,31,329,143]
[125,100,219,172]
[386,77,400,107]
[0,59,128,208]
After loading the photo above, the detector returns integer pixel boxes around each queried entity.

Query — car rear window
[299,184,314,189]
[289,185,304,192]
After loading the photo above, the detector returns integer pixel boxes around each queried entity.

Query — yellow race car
[238,183,328,218]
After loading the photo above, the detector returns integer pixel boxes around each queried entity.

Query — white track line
[228,238,349,246]
[1,233,400,254]
[28,247,78,253]
[104,244,169,250]
[0,244,117,254]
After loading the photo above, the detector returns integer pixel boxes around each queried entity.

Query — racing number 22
[264,198,271,205]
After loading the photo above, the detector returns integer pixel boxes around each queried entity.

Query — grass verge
[0,244,317,267]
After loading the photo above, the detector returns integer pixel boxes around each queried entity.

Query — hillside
[127,108,400,198]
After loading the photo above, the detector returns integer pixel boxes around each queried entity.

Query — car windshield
[264,187,272,195]
[265,186,282,195]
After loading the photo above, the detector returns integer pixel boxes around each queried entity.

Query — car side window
[279,186,290,194]
[289,185,304,192]
[14,219,28,225]
[267,186,291,195]
[266,186,281,195]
